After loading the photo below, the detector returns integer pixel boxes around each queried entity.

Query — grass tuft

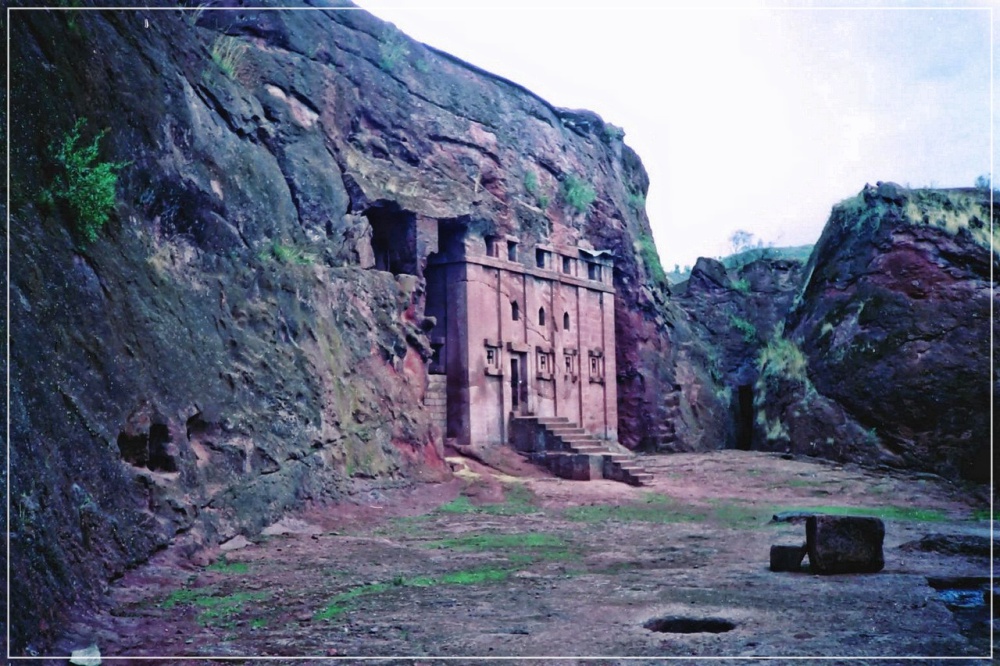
[210,35,248,79]
[206,555,249,574]
[379,32,409,71]
[561,173,596,214]
[729,315,758,343]
[564,502,703,524]
[776,504,949,522]
[436,485,537,516]
[429,532,564,551]
[313,567,510,621]
[757,336,808,383]
[635,233,666,287]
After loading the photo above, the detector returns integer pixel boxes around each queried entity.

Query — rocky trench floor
[45,450,994,665]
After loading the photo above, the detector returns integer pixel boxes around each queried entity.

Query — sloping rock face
[676,256,804,450]
[755,185,996,482]
[7,2,698,650]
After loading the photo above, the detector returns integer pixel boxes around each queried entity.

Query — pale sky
[355,1,994,270]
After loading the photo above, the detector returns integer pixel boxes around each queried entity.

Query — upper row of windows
[485,238,604,281]
[511,303,573,331]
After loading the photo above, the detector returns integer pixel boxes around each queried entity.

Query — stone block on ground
[770,544,807,572]
[806,515,885,574]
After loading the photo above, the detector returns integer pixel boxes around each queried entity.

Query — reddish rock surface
[7,1,696,650]
[758,185,996,483]
[677,255,805,451]
[7,1,993,655]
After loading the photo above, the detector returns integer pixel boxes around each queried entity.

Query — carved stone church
[362,206,648,484]
[424,227,617,448]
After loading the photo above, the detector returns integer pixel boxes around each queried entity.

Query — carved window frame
[587,262,603,282]
[536,346,555,381]
[484,339,503,376]
[588,349,605,384]
[563,348,579,382]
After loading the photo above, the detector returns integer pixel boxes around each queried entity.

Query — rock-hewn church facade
[424,228,617,448]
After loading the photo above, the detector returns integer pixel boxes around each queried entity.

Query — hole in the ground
[643,616,736,634]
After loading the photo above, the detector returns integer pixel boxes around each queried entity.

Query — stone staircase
[424,375,447,435]
[509,416,653,486]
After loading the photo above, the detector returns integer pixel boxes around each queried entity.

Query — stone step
[533,417,571,425]
[553,432,594,439]
[512,416,645,488]
[548,425,587,434]
[552,432,589,440]
[563,444,603,453]
[562,439,601,448]
[559,433,601,442]
[569,446,606,455]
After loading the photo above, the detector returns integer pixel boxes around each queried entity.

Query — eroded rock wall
[676,256,805,451]
[754,185,997,482]
[8,2,691,649]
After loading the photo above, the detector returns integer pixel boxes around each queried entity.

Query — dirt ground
[43,450,994,665]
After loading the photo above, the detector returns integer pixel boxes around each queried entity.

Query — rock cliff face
[8,2,699,649]
[753,184,996,482]
[11,3,990,651]
[676,256,805,451]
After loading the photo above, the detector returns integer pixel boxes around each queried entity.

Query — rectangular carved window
[484,341,502,376]
[507,240,518,261]
[563,348,578,381]
[588,350,605,383]
[536,348,555,381]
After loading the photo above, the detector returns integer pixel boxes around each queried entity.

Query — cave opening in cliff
[736,384,753,450]
[116,423,177,472]
[147,423,178,472]
[366,206,417,275]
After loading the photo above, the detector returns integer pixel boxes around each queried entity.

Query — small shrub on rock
[41,118,128,244]
[561,174,596,214]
